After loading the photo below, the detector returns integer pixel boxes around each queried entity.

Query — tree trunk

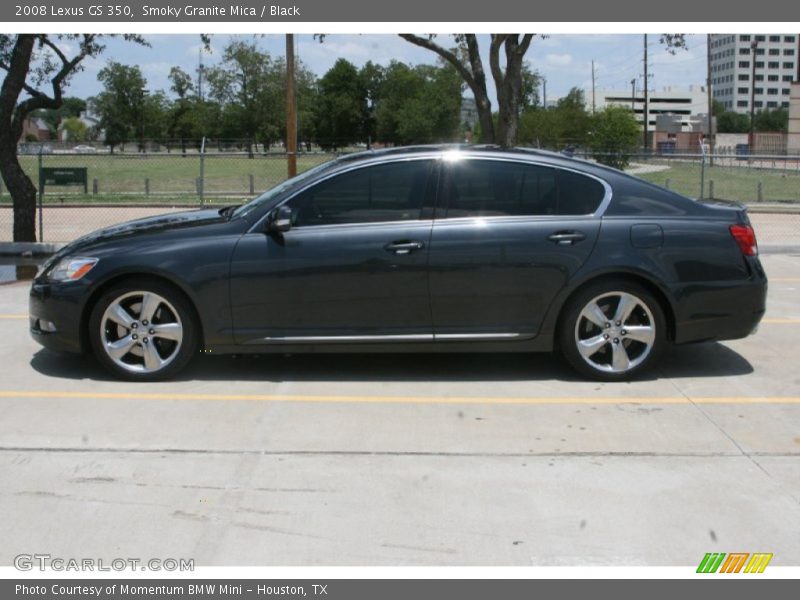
[0,140,37,241]
[475,93,495,144]
[0,35,38,242]
[495,59,523,147]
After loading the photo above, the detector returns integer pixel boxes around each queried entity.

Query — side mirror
[268,206,292,233]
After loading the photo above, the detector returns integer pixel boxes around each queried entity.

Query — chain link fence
[0,148,338,243]
[1,146,799,249]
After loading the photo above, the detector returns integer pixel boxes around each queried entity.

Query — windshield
[232,159,339,219]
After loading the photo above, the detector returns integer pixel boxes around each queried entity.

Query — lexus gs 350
[30,146,767,381]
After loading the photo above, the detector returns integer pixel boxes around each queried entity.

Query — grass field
[635,160,800,203]
[0,153,334,205]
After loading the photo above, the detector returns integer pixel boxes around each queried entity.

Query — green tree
[92,61,148,152]
[359,61,385,145]
[375,61,462,145]
[141,90,171,146]
[520,63,542,111]
[517,87,590,149]
[555,87,591,144]
[399,33,686,147]
[716,111,750,133]
[315,59,368,150]
[518,109,565,148]
[166,66,226,150]
[754,108,788,133]
[167,66,196,152]
[31,96,87,135]
[205,39,272,154]
[204,40,317,154]
[169,66,194,100]
[711,99,726,116]
[0,34,145,241]
[60,116,88,142]
[399,34,536,146]
[587,106,640,169]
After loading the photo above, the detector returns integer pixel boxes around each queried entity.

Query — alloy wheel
[99,291,184,374]
[574,291,656,374]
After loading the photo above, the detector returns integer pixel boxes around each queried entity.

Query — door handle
[385,241,424,255]
[547,231,586,245]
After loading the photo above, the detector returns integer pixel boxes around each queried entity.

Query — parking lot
[0,253,799,566]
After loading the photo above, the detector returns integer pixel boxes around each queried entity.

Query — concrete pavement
[0,254,798,566]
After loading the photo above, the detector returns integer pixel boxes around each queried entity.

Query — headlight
[48,257,98,282]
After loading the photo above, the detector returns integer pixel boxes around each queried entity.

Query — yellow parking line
[761,318,800,323]
[0,390,798,405]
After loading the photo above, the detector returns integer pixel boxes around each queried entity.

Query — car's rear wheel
[559,280,666,381]
[89,279,198,381]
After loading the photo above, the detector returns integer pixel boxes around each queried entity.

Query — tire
[88,278,199,381]
[558,279,666,381]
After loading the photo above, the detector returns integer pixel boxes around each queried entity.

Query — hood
[55,208,228,257]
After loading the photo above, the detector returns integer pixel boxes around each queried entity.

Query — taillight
[729,224,758,256]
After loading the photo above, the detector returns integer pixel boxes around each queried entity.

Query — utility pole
[197,47,204,102]
[286,33,297,178]
[631,78,636,111]
[643,34,649,152]
[542,77,547,109]
[706,33,714,166]
[591,60,596,114]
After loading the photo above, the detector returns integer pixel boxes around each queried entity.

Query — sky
[58,33,710,107]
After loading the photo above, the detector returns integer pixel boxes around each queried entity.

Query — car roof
[336,144,564,162]
[330,144,617,176]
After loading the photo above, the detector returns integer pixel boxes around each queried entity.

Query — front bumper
[29,280,87,354]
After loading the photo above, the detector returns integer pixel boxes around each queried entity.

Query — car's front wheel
[559,280,666,381]
[89,279,198,381]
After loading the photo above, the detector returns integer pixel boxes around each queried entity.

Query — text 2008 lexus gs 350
[30,146,767,381]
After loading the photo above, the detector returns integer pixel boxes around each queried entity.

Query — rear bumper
[29,280,87,354]
[671,268,767,345]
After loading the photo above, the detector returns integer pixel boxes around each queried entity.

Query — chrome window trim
[248,151,613,233]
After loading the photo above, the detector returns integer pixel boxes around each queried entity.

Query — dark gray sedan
[30,146,767,381]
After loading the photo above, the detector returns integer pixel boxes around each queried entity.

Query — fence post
[665,178,670,190]
[92,178,98,195]
[699,142,706,200]
[145,178,150,197]
[709,180,714,200]
[198,137,206,206]
[37,149,44,242]
[249,174,254,195]
[757,181,763,202]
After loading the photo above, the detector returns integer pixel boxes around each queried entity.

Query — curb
[0,242,64,257]
[747,204,800,214]
[760,245,800,254]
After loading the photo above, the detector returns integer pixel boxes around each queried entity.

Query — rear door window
[443,159,605,217]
